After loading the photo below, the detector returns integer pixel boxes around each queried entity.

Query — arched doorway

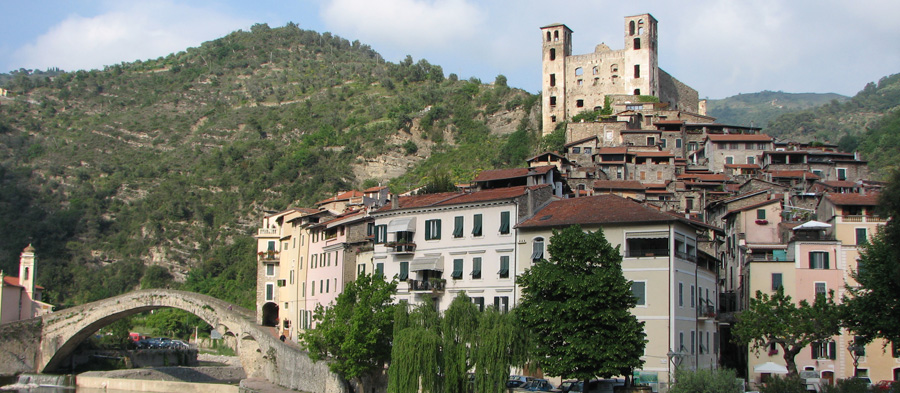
[262,302,279,327]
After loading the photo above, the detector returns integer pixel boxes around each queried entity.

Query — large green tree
[843,169,900,343]
[516,225,646,386]
[301,273,398,391]
[732,288,842,375]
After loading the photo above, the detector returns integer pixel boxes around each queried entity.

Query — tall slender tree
[517,225,646,387]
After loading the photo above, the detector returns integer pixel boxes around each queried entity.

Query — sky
[1,0,898,99]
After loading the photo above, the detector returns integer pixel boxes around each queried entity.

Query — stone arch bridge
[0,289,345,393]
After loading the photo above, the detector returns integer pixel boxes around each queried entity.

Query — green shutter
[376,263,384,276]
[399,262,409,280]
[425,220,432,240]
[452,259,463,279]
[757,209,766,220]
[472,214,482,236]
[435,219,441,239]
[824,252,829,269]
[472,257,481,279]
[500,211,510,234]
[453,216,463,238]
[498,256,509,277]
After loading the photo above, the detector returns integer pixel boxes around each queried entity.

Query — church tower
[18,244,36,318]
[540,23,572,136]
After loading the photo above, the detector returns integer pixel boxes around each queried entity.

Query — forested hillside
[707,90,847,128]
[0,23,541,308]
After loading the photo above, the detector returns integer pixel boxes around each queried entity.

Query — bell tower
[541,23,572,136]
[623,14,658,98]
[18,244,37,319]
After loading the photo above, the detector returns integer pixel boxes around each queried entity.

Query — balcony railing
[408,279,445,293]
[258,251,280,261]
[841,215,885,223]
[675,251,697,262]
[697,305,716,319]
[625,249,669,258]
[388,243,416,254]
[258,228,277,235]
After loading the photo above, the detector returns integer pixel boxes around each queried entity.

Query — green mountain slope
[707,90,848,128]
[0,23,540,307]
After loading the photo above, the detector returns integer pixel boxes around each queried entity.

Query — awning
[410,256,443,272]
[388,218,416,233]
[753,362,788,374]
[793,220,831,230]
[626,231,670,239]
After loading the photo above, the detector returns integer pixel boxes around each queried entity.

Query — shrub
[670,368,741,393]
[759,375,807,393]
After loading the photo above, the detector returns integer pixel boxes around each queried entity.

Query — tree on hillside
[732,288,841,375]
[843,169,900,343]
[301,274,398,392]
[517,225,646,386]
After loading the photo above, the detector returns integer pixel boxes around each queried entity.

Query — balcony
[840,215,885,223]
[257,250,279,261]
[625,248,669,258]
[675,250,697,262]
[258,228,277,236]
[387,242,416,255]
[697,305,716,319]
[408,278,445,293]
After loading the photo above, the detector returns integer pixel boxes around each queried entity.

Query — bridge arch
[35,289,346,393]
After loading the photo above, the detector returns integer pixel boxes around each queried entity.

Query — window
[809,252,829,269]
[812,340,837,360]
[425,219,441,240]
[583,147,592,155]
[747,156,756,165]
[661,138,667,148]
[837,168,847,181]
[679,332,684,351]
[326,279,330,293]
[675,139,682,148]
[690,285,696,308]
[289,270,294,285]
[577,79,583,86]
[472,214,483,237]
[549,73,556,87]
[688,142,698,151]
[725,156,734,165]
[499,211,510,234]
[531,238,545,261]
[856,228,867,245]
[625,232,669,257]
[647,137,655,146]
[575,67,583,76]
[679,282,684,307]
[266,283,274,301]
[472,297,485,312]
[471,257,482,279]
[549,48,556,61]
[399,262,409,280]
[376,263,384,277]
[815,282,827,298]
[375,224,387,244]
[634,37,641,49]
[549,96,557,106]
[852,336,866,357]
[266,264,275,276]
[772,273,783,291]
[757,209,766,220]
[452,259,463,279]
[576,99,584,108]
[691,331,696,354]
[311,282,315,296]
[634,65,640,78]
[453,216,464,238]
[546,31,551,42]
[592,66,599,75]
[267,240,275,251]
[499,256,510,278]
[493,296,509,313]
[357,263,366,276]
[312,254,317,269]
[632,281,646,306]
[367,222,375,238]
[302,282,306,297]
[714,332,719,354]
[572,147,581,154]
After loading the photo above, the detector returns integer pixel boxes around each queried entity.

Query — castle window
[638,19,644,35]
[592,66,599,75]
[549,96,557,106]
[576,99,584,108]
[611,64,618,73]
[634,38,641,50]
[593,78,599,86]
[575,67,583,76]
[551,115,556,123]
[629,21,635,36]
[549,48,556,61]
[554,30,559,41]
[634,65,640,78]
[550,73,556,87]
[546,31,551,42]
[577,79,583,86]
[634,89,641,95]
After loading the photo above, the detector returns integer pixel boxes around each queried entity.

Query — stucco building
[1,245,53,325]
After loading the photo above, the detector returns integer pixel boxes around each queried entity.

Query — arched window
[638,20,644,35]
[554,31,559,41]
[575,67,583,76]
[634,89,641,95]
[24,267,29,280]
[546,31,551,42]
[531,237,545,262]
[549,48,556,61]
[611,64,618,73]
[634,38,641,50]
[629,21,635,36]
[592,66,599,75]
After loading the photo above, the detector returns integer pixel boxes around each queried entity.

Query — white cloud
[320,0,486,51]
[10,1,252,72]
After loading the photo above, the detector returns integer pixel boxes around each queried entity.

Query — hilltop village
[253,13,891,389]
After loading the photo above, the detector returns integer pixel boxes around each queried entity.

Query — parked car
[555,379,623,393]
[874,380,899,392]
[518,379,553,392]
[507,376,533,389]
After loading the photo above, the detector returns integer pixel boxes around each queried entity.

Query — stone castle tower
[541,14,698,135]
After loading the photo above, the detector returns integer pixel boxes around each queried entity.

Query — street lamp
[847,340,863,377]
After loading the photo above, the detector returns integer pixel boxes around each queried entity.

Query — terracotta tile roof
[376,185,549,213]
[825,192,880,206]
[724,164,761,169]
[593,180,646,191]
[526,151,569,163]
[677,173,727,182]
[316,190,365,206]
[707,134,773,142]
[655,120,685,125]
[517,195,677,228]
[473,165,555,182]
[363,186,387,193]
[2,276,44,290]
[635,151,675,157]
[725,199,781,216]
[767,170,820,180]
[597,147,629,155]
[818,180,857,188]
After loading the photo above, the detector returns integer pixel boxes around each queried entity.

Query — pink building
[1,245,53,324]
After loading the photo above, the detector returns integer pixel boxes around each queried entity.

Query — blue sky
[1,0,898,99]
